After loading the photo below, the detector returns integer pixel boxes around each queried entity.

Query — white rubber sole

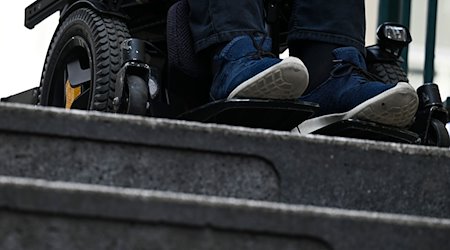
[227,56,309,100]
[294,82,419,134]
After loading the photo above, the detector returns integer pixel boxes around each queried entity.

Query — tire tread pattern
[368,61,409,84]
[39,8,130,111]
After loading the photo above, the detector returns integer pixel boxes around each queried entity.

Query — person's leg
[188,0,266,53]
[187,0,309,100]
[288,0,418,133]
[289,0,366,53]
[288,0,366,93]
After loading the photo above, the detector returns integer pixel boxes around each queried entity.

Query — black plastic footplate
[314,119,421,144]
[178,99,319,131]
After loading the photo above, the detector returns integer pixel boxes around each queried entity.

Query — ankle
[289,41,340,94]
[199,42,228,77]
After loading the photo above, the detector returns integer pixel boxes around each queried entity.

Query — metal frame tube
[400,0,412,73]
[424,0,438,83]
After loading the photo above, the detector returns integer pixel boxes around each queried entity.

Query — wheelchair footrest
[313,119,421,144]
[178,98,319,131]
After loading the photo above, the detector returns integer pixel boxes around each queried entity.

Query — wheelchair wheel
[426,119,450,147]
[39,8,130,111]
[119,75,149,115]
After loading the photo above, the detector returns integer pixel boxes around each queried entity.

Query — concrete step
[1,176,449,250]
[0,102,449,219]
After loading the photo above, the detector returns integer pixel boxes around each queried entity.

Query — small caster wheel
[426,119,450,147]
[121,75,149,115]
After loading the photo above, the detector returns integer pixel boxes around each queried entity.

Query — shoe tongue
[218,36,272,60]
[332,47,367,69]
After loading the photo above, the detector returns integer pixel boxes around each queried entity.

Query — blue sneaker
[295,47,419,134]
[210,36,309,100]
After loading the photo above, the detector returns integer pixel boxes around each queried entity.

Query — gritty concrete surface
[0,102,449,218]
[0,176,449,250]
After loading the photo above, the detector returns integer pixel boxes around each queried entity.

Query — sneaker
[295,47,419,134]
[210,35,309,100]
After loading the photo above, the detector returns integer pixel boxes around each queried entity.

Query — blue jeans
[188,0,366,54]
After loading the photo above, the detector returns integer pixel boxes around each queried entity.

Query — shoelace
[330,59,386,83]
[248,35,276,60]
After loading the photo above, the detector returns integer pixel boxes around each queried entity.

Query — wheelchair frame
[3,0,448,147]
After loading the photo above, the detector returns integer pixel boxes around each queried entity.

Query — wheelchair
[18,0,450,147]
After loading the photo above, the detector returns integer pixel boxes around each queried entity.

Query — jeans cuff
[288,29,366,56]
[194,30,266,53]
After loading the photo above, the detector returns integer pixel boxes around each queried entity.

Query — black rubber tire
[123,75,149,115]
[368,62,409,84]
[428,119,450,147]
[39,8,130,111]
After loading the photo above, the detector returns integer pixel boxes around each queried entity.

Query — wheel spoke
[64,57,91,109]
[67,59,91,87]
[65,79,82,109]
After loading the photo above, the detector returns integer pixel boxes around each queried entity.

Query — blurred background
[0,0,449,100]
